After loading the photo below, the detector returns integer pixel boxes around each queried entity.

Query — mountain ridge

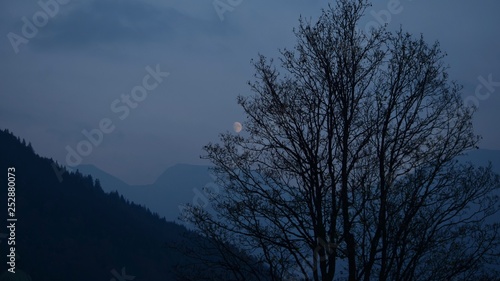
[73,162,214,222]
[73,148,500,223]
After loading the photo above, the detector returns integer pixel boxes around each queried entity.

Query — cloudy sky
[1,0,499,185]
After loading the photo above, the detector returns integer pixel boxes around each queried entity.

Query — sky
[1,0,499,185]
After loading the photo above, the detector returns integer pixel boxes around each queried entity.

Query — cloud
[29,0,237,51]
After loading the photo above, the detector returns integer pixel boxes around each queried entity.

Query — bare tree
[182,1,500,280]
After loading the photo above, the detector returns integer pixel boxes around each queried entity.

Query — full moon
[233,122,242,133]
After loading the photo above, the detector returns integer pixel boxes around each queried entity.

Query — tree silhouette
[183,1,500,280]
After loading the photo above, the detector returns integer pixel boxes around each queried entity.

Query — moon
[233,122,242,133]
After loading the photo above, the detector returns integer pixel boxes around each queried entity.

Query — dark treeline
[0,128,193,280]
